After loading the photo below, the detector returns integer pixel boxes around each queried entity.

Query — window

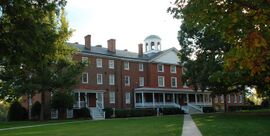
[221,95,224,103]
[151,42,155,50]
[139,63,144,71]
[234,94,237,103]
[214,95,218,103]
[228,94,231,103]
[170,65,176,73]
[109,74,115,85]
[158,76,165,87]
[109,92,115,104]
[125,76,130,86]
[124,61,129,70]
[82,57,89,66]
[239,94,243,103]
[96,58,102,68]
[157,64,164,72]
[125,92,131,104]
[109,60,114,69]
[139,77,144,87]
[171,77,177,87]
[97,74,103,84]
[82,72,88,84]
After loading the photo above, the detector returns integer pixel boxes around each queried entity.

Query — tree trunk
[40,91,45,121]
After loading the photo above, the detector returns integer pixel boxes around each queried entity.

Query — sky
[65,0,181,52]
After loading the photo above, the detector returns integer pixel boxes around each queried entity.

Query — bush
[8,101,28,121]
[228,105,262,112]
[203,107,215,113]
[261,99,269,108]
[31,101,41,119]
[115,109,156,118]
[73,108,91,119]
[103,108,113,118]
[162,108,184,115]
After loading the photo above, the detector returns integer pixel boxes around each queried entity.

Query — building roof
[69,43,178,62]
[144,35,161,41]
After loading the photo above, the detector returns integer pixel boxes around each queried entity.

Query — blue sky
[65,0,181,52]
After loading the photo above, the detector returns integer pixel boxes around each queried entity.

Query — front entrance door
[88,93,96,107]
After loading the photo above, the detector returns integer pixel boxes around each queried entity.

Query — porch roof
[134,87,211,94]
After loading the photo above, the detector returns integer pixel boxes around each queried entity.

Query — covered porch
[73,90,105,110]
[134,88,212,109]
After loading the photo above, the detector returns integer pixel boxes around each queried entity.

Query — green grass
[0,115,183,136]
[192,112,270,136]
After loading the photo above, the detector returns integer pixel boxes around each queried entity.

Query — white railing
[73,101,86,109]
[66,109,73,119]
[96,101,105,119]
[51,109,58,119]
[135,102,181,109]
[187,103,203,112]
[189,102,212,106]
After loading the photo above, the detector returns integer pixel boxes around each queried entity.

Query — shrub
[31,101,41,119]
[261,99,269,108]
[228,105,262,112]
[73,108,91,119]
[103,108,113,118]
[8,101,28,121]
[115,109,156,118]
[203,107,215,113]
[162,108,184,115]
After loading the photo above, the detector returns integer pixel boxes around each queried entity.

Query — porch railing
[73,101,87,109]
[96,101,105,118]
[135,102,181,108]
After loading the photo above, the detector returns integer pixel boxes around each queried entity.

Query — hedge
[8,101,28,121]
[103,108,113,118]
[228,105,263,112]
[202,107,215,113]
[73,108,91,119]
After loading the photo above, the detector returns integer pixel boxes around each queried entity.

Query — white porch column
[134,92,137,108]
[152,93,155,107]
[195,94,198,104]
[203,94,206,105]
[101,92,104,109]
[78,92,81,109]
[172,93,175,103]
[186,94,189,103]
[163,93,165,106]
[142,92,145,107]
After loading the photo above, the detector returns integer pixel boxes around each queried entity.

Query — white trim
[124,76,130,86]
[228,94,231,103]
[125,92,131,104]
[97,74,103,85]
[157,64,164,72]
[234,94,237,103]
[171,77,177,88]
[139,63,144,71]
[109,74,115,85]
[109,91,115,104]
[81,72,88,84]
[139,77,144,87]
[158,76,165,87]
[124,61,129,70]
[96,58,102,68]
[109,60,114,69]
[170,65,177,73]
[81,57,89,66]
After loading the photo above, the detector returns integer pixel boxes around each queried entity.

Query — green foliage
[261,99,269,108]
[162,108,184,115]
[31,101,41,119]
[51,91,74,110]
[8,101,28,121]
[103,107,113,118]
[115,109,156,118]
[73,108,91,119]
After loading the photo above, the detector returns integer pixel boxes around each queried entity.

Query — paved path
[0,120,89,131]
[181,114,202,136]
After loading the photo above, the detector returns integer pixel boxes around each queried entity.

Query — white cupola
[144,35,161,54]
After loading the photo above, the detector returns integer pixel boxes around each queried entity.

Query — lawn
[0,115,183,136]
[192,112,270,136]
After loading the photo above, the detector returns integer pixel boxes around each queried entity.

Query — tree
[169,0,270,97]
[51,91,74,119]
[0,0,84,120]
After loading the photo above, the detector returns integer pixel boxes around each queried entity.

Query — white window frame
[109,60,114,69]
[170,65,176,73]
[109,74,115,85]
[228,94,231,103]
[234,94,237,103]
[96,58,102,68]
[109,91,115,104]
[125,92,131,104]
[139,63,144,71]
[125,76,130,86]
[82,72,88,84]
[124,61,129,70]
[139,77,144,87]
[82,57,89,66]
[239,94,243,103]
[214,95,218,103]
[171,77,177,88]
[158,76,165,87]
[221,94,224,103]
[97,74,103,85]
[157,64,164,72]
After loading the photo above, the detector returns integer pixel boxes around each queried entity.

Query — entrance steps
[89,107,105,120]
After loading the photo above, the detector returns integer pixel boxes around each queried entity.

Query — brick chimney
[107,39,116,53]
[84,35,91,50]
[138,43,143,56]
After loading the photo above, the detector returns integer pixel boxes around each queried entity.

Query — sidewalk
[181,114,202,136]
